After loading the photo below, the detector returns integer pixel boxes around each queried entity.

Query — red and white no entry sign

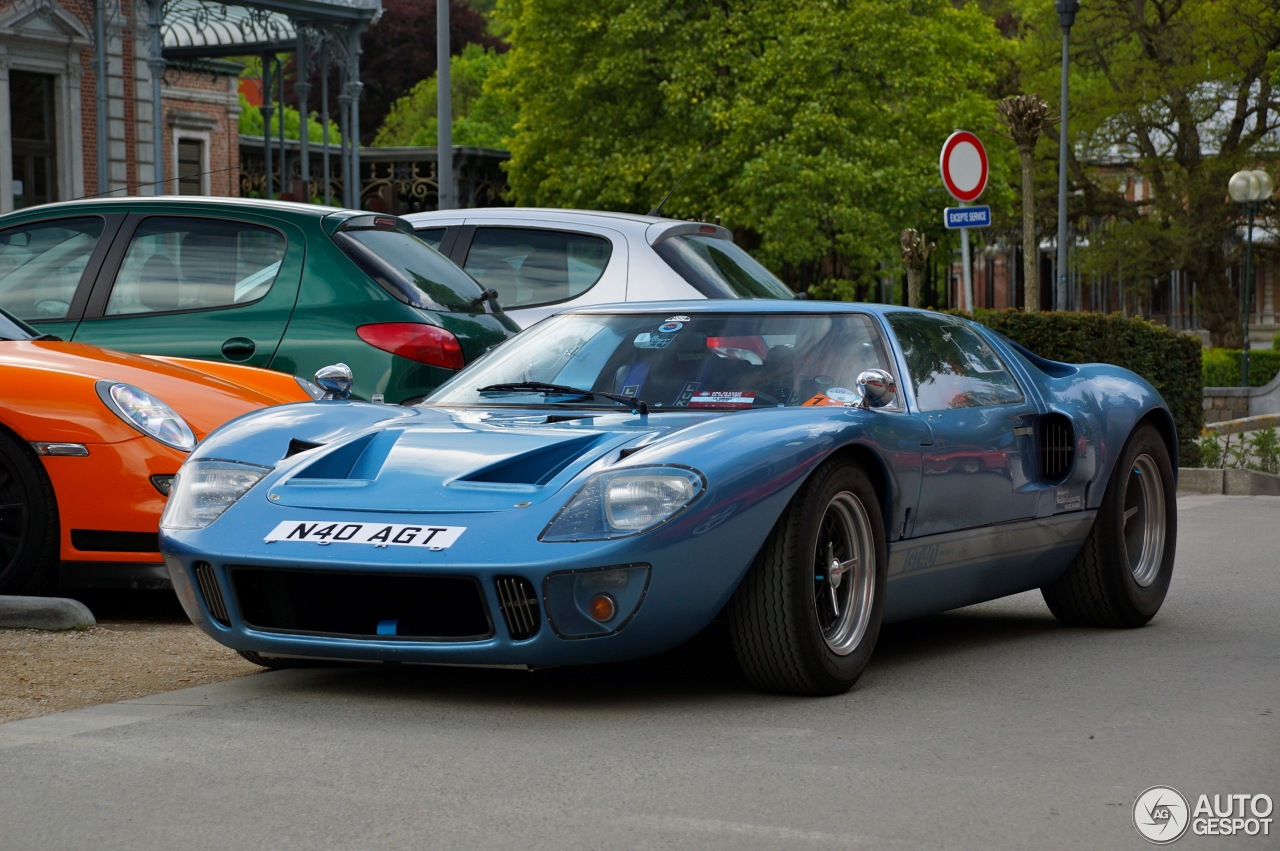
[939,130,988,203]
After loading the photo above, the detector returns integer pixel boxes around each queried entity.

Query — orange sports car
[0,308,318,594]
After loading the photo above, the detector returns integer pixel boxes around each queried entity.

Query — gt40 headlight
[541,467,704,542]
[97,380,196,451]
[160,459,272,530]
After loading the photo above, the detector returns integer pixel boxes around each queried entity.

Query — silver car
[405,208,796,328]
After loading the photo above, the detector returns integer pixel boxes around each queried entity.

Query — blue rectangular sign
[944,206,991,229]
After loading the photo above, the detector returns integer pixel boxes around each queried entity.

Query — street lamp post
[1055,0,1079,312]
[1228,169,1274,387]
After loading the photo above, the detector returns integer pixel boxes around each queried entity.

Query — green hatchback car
[0,197,520,403]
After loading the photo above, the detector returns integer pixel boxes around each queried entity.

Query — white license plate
[264,520,466,550]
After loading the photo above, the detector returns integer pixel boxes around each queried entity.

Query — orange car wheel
[0,429,60,595]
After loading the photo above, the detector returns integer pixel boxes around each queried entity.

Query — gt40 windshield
[427,311,894,410]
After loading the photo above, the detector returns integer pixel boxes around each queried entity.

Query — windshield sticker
[265,520,465,550]
[802,393,853,407]
[826,387,857,404]
[633,332,674,350]
[657,321,684,333]
[664,315,691,323]
[675,381,703,406]
[689,390,757,408]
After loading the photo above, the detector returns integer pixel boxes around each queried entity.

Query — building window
[177,139,205,195]
[10,71,57,209]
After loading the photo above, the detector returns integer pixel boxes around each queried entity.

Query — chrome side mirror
[855,368,897,409]
[314,363,353,401]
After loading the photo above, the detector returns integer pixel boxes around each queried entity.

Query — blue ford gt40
[160,301,1177,695]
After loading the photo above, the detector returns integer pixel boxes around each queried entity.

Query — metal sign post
[939,131,990,312]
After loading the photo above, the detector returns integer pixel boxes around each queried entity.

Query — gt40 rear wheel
[728,460,887,696]
[1042,423,1176,627]
[0,429,60,595]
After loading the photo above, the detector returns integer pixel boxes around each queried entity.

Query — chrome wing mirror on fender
[855,368,897,409]
[314,363,353,401]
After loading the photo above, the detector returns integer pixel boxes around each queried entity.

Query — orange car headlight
[96,380,197,452]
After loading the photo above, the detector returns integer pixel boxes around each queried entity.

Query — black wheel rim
[812,491,876,655]
[0,454,29,582]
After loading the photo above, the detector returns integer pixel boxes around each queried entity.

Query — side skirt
[883,512,1095,624]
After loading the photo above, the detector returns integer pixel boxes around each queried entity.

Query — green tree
[238,92,340,144]
[1012,0,1280,345]
[374,44,517,148]
[492,0,1012,292]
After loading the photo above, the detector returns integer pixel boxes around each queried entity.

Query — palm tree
[900,228,935,309]
[996,95,1057,313]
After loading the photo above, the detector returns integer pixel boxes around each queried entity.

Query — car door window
[463,227,611,309]
[886,312,1024,411]
[0,217,104,321]
[105,217,286,316]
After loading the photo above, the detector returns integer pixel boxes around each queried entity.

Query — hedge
[1202,349,1280,388]
[956,309,1204,467]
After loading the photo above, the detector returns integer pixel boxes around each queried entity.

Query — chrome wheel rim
[812,492,876,655]
[1124,453,1166,587]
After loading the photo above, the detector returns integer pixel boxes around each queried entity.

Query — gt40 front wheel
[728,460,887,696]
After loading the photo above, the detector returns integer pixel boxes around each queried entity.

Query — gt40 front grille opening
[194,561,231,626]
[229,568,493,640]
[1039,414,1075,481]
[494,575,541,640]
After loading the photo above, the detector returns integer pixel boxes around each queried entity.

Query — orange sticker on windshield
[802,393,847,407]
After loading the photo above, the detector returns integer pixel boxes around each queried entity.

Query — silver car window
[463,227,612,310]
[652,235,794,299]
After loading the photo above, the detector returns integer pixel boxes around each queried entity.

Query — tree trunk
[907,268,922,308]
[1020,150,1039,312]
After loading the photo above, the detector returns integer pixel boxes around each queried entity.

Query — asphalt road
[1,494,1275,851]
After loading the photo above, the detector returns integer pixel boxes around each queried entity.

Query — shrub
[1198,427,1279,475]
[1202,349,1280,387]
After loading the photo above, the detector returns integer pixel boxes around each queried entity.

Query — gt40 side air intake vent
[494,576,541,640]
[1039,414,1075,481]
[194,561,231,626]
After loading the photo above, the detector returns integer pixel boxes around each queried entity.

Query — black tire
[727,460,887,696]
[0,429,60,596]
[1042,423,1176,627]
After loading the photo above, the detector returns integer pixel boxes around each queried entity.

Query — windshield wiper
[477,381,649,414]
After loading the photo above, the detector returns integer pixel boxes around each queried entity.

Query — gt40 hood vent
[270,416,646,512]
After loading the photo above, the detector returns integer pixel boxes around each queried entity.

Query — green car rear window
[335,227,486,312]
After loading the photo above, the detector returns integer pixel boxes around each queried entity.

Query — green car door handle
[221,337,256,361]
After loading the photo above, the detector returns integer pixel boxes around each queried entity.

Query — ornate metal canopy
[161,0,379,59]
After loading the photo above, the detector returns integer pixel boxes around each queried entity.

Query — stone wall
[1203,387,1252,423]
[1204,369,1280,423]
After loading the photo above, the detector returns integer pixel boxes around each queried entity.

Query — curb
[0,595,96,631]
[1178,467,1280,496]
